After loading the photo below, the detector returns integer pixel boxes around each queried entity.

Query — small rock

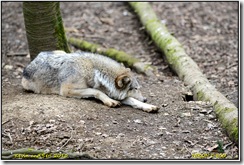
[95,132,102,135]
[79,120,85,125]
[191,106,201,110]
[163,112,169,116]
[116,133,125,138]
[162,103,168,107]
[102,133,109,138]
[29,120,34,126]
[207,123,214,130]
[4,65,13,70]
[146,139,156,145]
[46,124,53,128]
[200,109,208,114]
[208,114,215,120]
[134,119,143,124]
[207,109,213,114]
[181,112,192,117]
[161,19,167,24]
[166,131,173,135]
[123,10,128,16]
[159,152,166,157]
[49,119,56,123]
[100,17,114,26]
[191,149,201,154]
[158,126,167,130]
[182,130,191,133]
[16,67,23,73]
[199,113,205,117]
[13,71,19,76]
[93,146,101,150]
[112,120,118,124]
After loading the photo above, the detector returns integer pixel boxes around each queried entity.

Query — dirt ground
[1,2,239,159]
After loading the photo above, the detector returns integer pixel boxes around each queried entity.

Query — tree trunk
[129,2,238,144]
[23,2,70,60]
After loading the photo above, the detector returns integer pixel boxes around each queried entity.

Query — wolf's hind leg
[60,84,120,107]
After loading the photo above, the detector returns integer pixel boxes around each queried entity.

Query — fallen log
[68,37,155,76]
[129,2,238,144]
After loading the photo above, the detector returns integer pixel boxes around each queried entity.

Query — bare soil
[1,2,239,159]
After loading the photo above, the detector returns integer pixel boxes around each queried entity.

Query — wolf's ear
[115,74,131,89]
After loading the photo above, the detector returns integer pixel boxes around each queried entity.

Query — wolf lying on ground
[22,51,159,113]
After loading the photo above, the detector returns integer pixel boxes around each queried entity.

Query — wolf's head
[114,70,147,102]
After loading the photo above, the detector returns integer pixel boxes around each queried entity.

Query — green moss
[225,118,238,144]
[230,126,239,144]
[68,38,100,53]
[105,48,138,67]
[144,64,151,70]
[214,102,236,115]
[166,53,180,66]
[166,48,177,55]
[196,91,205,100]
[55,3,70,53]
[68,37,139,67]
[216,108,238,144]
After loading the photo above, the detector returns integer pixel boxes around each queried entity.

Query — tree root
[68,37,155,76]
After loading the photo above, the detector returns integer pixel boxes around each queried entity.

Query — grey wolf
[22,50,159,113]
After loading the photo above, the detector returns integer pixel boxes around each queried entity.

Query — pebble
[207,123,214,130]
[208,114,215,120]
[4,65,13,70]
[150,93,156,97]
[116,133,125,138]
[191,105,201,110]
[134,119,143,124]
[181,112,192,117]
[163,112,169,116]
[102,133,109,138]
[112,120,118,124]
[49,119,56,123]
[162,103,168,107]
[16,67,23,73]
[199,109,208,114]
[158,126,167,130]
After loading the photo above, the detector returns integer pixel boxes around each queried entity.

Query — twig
[2,119,11,125]
[223,142,233,150]
[58,129,74,151]
[7,133,13,144]
[2,132,13,144]
[7,52,28,57]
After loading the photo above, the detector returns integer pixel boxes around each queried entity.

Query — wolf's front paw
[104,98,121,107]
[143,104,159,113]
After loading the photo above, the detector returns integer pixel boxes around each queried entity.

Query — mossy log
[129,2,238,144]
[2,148,94,160]
[68,37,155,76]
